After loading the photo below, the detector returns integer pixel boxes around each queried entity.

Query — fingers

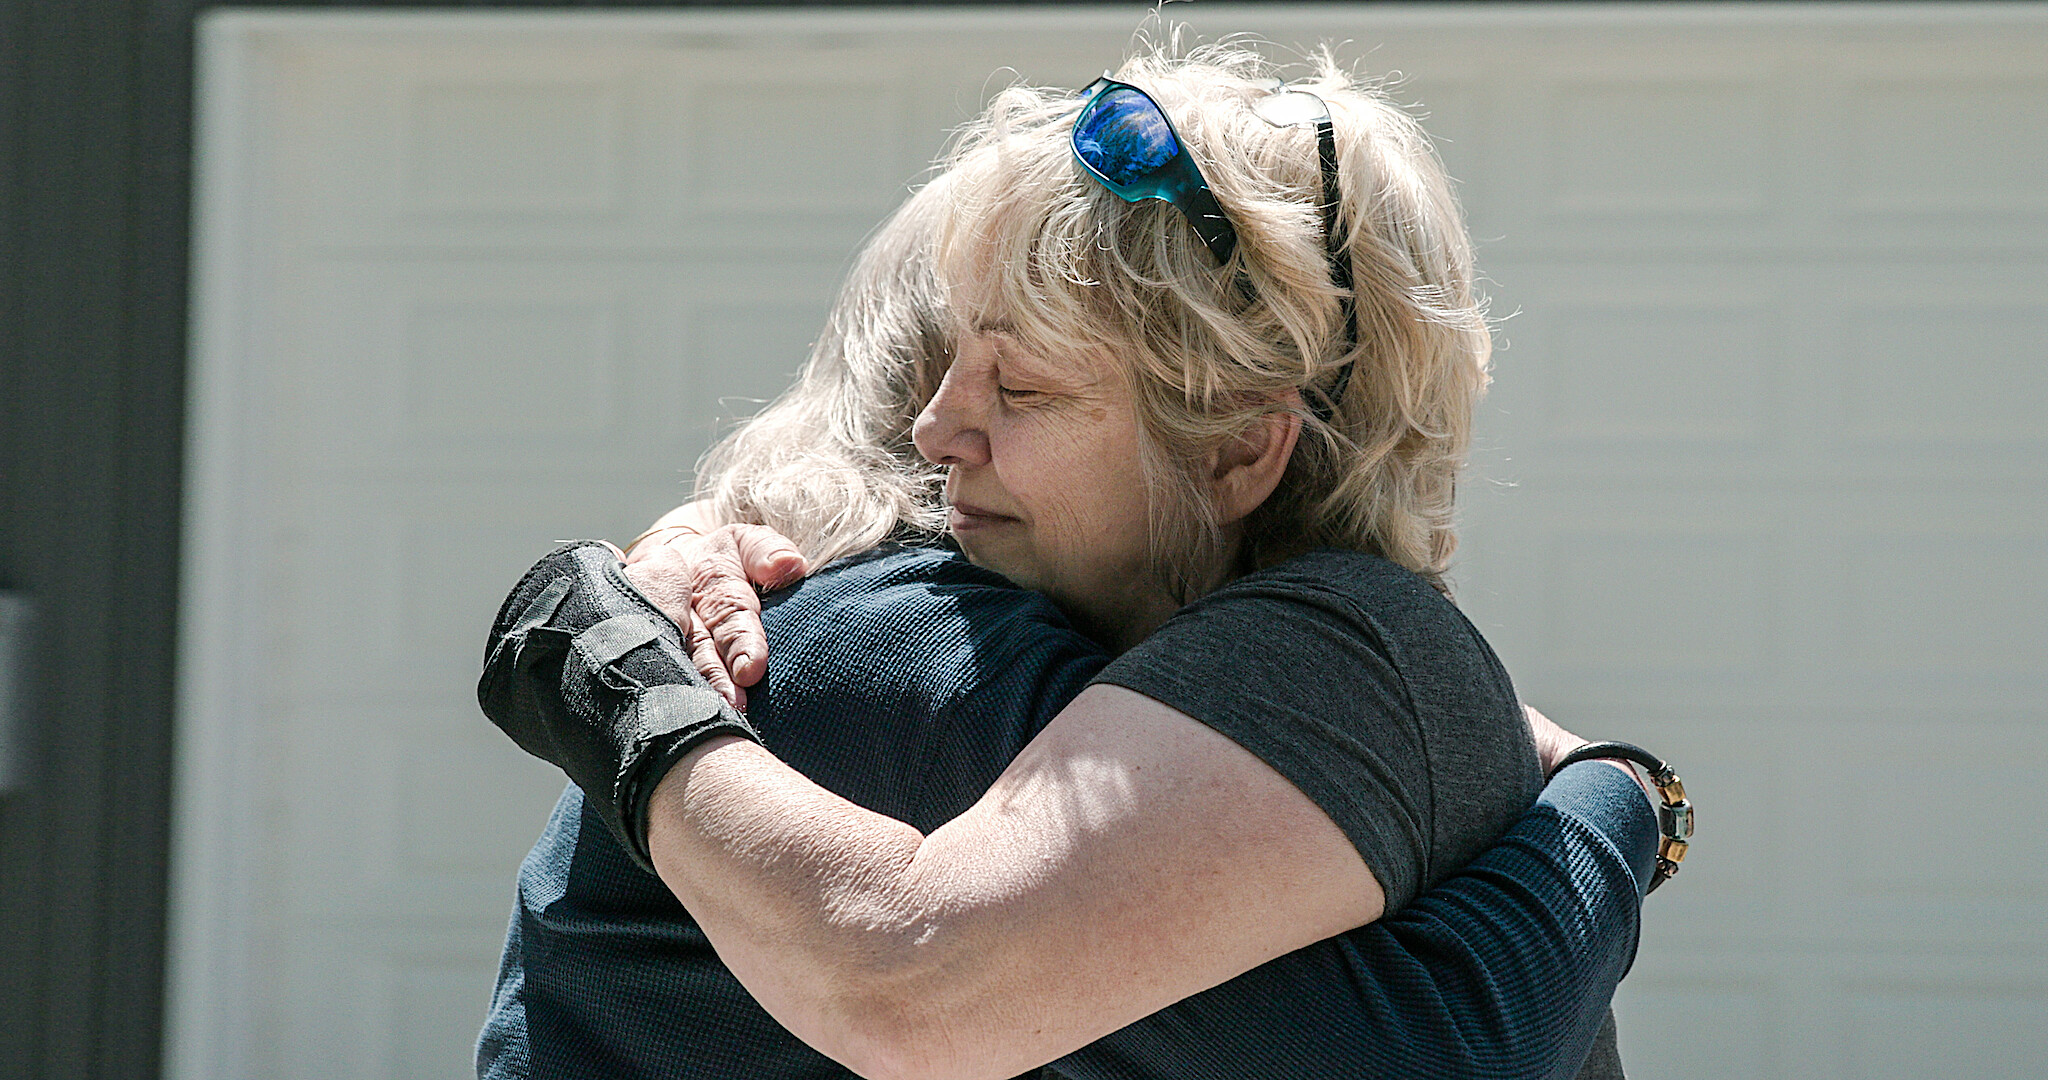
[625,545,744,708]
[623,525,692,565]
[621,519,806,695]
[689,529,773,690]
[732,524,809,592]
[1523,704,1582,777]
[689,604,745,711]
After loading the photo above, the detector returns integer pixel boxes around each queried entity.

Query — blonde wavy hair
[692,178,954,568]
[697,42,1489,596]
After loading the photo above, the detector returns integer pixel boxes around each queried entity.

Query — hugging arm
[651,703,1648,1080]
[1063,759,1654,1080]
[648,684,1381,1080]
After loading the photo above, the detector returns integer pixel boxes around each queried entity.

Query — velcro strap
[573,613,666,669]
[637,682,729,734]
[508,576,572,637]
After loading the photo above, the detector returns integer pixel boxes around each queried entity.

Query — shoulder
[773,543,1047,611]
[1188,548,1489,667]
[760,544,1107,719]
[1091,549,1524,912]
[1096,547,1449,714]
[754,544,1110,829]
[767,545,1097,662]
[1096,547,1535,908]
[1211,548,1454,622]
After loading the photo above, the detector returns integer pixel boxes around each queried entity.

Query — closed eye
[997,385,1046,404]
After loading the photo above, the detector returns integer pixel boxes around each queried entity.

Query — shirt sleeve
[1054,761,1658,1080]
[1088,574,1437,910]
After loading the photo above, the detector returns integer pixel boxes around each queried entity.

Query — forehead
[934,182,1128,387]
[964,319,1108,383]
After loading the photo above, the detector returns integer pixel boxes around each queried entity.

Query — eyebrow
[969,317,1017,335]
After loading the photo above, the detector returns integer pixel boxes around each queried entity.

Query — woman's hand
[1525,704,1657,804]
[621,510,808,709]
[1523,704,1589,776]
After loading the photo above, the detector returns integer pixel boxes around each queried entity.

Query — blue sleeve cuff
[1539,760,1660,898]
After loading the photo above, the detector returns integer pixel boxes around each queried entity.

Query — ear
[1211,392,1304,526]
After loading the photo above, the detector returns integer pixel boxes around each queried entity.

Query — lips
[946,497,1019,530]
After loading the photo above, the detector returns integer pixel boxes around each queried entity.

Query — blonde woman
[481,45,1668,1080]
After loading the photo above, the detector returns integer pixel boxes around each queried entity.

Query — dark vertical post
[0,1,32,1072]
[0,1,194,1077]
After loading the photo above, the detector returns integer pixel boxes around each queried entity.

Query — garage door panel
[1615,947,2048,1080]
[285,41,937,254]
[267,925,510,1080]
[1613,972,1774,1080]
[1843,982,2048,1080]
[687,79,914,214]
[1843,732,2048,902]
[1480,259,2048,481]
[1842,80,2048,217]
[282,261,679,473]
[1538,80,1777,219]
[1840,530,2048,677]
[1488,54,1790,252]
[1527,298,1778,446]
[1538,527,1780,675]
[282,42,692,250]
[400,80,629,216]
[1840,300,2048,448]
[1456,490,2043,766]
[1480,261,1791,464]
[280,477,693,711]
[281,257,837,477]
[1778,724,2048,950]
[1817,52,2048,249]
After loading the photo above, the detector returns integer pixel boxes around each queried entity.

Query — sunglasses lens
[1074,87,1180,188]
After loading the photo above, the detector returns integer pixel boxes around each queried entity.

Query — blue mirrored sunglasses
[1071,76,1238,265]
[1072,76,1358,418]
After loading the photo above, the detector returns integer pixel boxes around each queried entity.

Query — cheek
[982,392,1153,577]
[1039,432,1153,563]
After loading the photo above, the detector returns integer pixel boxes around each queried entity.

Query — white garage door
[172,7,2048,1080]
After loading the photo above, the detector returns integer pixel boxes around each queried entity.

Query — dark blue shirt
[478,546,1653,1080]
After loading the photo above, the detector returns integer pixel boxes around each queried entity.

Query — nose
[912,361,992,467]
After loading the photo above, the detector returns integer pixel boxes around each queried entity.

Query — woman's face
[912,327,1174,647]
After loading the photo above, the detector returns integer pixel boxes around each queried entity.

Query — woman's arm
[1060,759,1656,1080]
[648,715,1657,1080]
[648,685,1383,1080]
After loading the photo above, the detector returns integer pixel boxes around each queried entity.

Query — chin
[955,534,1044,592]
